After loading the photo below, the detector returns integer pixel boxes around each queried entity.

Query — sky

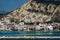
[0,0,28,12]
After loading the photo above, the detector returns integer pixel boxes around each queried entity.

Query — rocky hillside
[1,0,60,23]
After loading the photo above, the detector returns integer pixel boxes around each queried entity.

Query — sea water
[0,31,60,36]
[0,31,60,40]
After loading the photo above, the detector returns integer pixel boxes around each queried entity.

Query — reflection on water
[0,31,60,36]
[35,32,53,35]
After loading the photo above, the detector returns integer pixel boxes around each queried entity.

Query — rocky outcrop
[2,0,60,23]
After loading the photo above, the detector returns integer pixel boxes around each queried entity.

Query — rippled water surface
[0,31,60,36]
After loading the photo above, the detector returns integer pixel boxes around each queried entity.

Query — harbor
[0,21,60,32]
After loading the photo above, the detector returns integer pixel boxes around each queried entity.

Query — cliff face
[2,0,60,23]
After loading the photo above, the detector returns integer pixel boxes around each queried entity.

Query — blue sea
[0,31,60,36]
[0,31,60,40]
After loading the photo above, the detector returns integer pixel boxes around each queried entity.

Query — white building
[47,24,53,31]
[15,24,23,31]
[35,25,43,31]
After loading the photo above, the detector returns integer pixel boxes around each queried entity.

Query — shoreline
[0,36,60,38]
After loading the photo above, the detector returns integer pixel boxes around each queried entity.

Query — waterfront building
[47,24,53,31]
[15,24,23,31]
[35,25,43,31]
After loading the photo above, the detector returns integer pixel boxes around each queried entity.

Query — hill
[1,0,60,24]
